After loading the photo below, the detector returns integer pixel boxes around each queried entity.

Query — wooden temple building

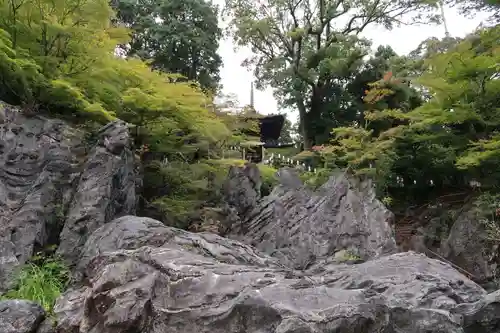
[239,83,294,163]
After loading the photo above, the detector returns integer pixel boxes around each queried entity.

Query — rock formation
[441,205,500,291]
[43,217,500,332]
[0,300,47,333]
[0,102,136,290]
[395,194,500,291]
[2,107,500,332]
[225,166,398,269]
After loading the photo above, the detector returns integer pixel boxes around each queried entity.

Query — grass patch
[1,253,70,314]
[265,146,300,158]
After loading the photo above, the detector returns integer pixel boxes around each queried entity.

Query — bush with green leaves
[300,168,332,190]
[142,159,279,228]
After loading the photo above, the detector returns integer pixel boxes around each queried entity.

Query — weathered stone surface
[0,300,46,333]
[0,103,82,290]
[75,216,282,277]
[441,205,500,291]
[228,168,398,269]
[221,163,262,233]
[52,215,499,333]
[35,319,55,333]
[223,163,261,218]
[57,121,136,266]
[0,103,136,290]
[460,289,500,332]
[389,193,499,290]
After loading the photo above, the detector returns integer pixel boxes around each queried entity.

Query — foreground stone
[50,216,500,333]
[0,300,46,333]
[0,103,136,290]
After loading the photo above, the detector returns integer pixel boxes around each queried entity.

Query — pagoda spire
[250,81,255,110]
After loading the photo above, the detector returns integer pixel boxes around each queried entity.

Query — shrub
[143,159,280,228]
[474,192,500,241]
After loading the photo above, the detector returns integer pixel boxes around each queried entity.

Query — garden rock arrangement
[2,110,500,332]
[37,217,500,332]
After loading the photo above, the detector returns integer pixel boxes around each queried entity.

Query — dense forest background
[0,0,499,226]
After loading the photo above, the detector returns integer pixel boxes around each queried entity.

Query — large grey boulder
[52,215,499,333]
[0,102,136,290]
[0,103,82,290]
[223,163,261,217]
[228,168,398,269]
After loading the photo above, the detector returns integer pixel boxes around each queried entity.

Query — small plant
[381,196,393,207]
[257,164,278,196]
[335,249,362,262]
[2,253,70,314]
[343,250,362,261]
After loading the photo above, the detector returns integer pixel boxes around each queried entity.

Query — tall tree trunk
[307,88,324,146]
[297,98,312,150]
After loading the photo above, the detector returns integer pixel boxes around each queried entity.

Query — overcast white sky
[214,2,490,120]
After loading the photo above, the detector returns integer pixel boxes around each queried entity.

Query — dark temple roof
[259,114,285,141]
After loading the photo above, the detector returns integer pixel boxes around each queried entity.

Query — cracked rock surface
[0,103,136,290]
[226,167,398,269]
[52,216,500,333]
[0,300,46,333]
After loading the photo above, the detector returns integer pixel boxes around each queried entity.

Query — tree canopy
[323,25,500,201]
[0,0,498,227]
[114,0,223,92]
[223,0,440,148]
[0,0,230,152]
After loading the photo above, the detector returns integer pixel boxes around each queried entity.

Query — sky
[214,1,490,121]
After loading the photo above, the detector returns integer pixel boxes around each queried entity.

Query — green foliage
[2,253,70,314]
[114,0,223,92]
[143,159,278,228]
[143,160,222,228]
[452,0,500,23]
[300,168,332,190]
[258,164,279,196]
[0,0,230,152]
[322,25,500,201]
[336,249,362,262]
[224,0,438,147]
[278,116,295,144]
